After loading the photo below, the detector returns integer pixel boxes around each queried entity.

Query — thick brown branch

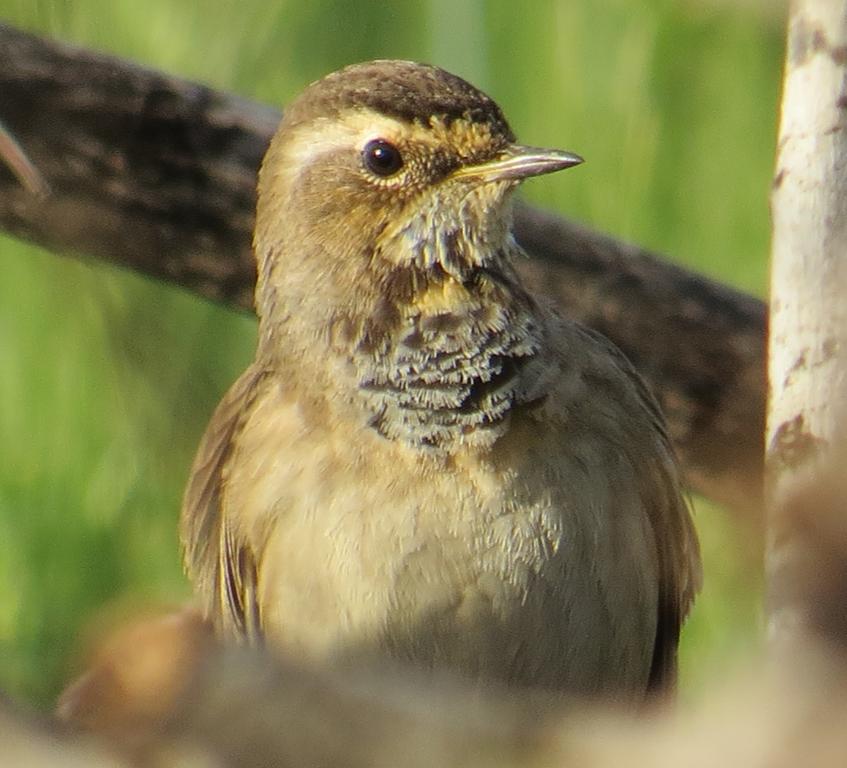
[0,23,766,513]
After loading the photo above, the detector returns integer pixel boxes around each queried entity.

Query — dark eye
[362,139,403,176]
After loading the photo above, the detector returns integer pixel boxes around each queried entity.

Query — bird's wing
[575,325,702,693]
[532,316,702,694]
[181,365,267,642]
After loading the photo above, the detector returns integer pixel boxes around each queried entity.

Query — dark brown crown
[282,60,514,140]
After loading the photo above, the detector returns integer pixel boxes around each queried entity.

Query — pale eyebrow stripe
[282,111,409,168]
[277,109,498,181]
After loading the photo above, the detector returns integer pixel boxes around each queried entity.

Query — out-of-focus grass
[0,1,782,706]
[0,239,255,702]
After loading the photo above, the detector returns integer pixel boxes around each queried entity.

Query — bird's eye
[362,139,404,177]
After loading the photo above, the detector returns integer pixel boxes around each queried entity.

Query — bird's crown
[283,59,514,139]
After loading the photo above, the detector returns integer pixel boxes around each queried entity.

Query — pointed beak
[451,144,583,184]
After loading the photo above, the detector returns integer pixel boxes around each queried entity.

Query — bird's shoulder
[522,308,661,430]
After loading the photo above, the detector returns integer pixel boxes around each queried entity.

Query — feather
[181,366,267,640]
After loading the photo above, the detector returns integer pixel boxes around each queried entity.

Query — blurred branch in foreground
[0,23,766,516]
[8,546,847,768]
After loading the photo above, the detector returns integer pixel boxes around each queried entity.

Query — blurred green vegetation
[1,1,781,706]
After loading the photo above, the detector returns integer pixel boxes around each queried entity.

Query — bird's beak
[451,144,583,183]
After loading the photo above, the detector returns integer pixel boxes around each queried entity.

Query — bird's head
[253,60,581,356]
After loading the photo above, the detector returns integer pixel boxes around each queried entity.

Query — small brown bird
[182,60,700,698]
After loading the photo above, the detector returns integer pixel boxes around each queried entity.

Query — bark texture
[766,0,847,648]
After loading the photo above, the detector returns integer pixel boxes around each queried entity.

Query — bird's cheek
[444,177,514,219]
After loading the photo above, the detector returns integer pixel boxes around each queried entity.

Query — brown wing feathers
[181,367,265,640]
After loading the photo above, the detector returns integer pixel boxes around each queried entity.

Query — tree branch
[0,23,766,514]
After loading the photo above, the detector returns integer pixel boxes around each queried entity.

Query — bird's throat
[352,262,541,452]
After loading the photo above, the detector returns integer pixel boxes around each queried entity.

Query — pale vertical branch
[767,0,847,650]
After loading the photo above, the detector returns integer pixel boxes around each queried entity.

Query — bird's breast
[231,383,658,696]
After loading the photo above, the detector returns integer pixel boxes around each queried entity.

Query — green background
[1,0,782,706]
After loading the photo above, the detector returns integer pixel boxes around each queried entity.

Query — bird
[181,60,701,699]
